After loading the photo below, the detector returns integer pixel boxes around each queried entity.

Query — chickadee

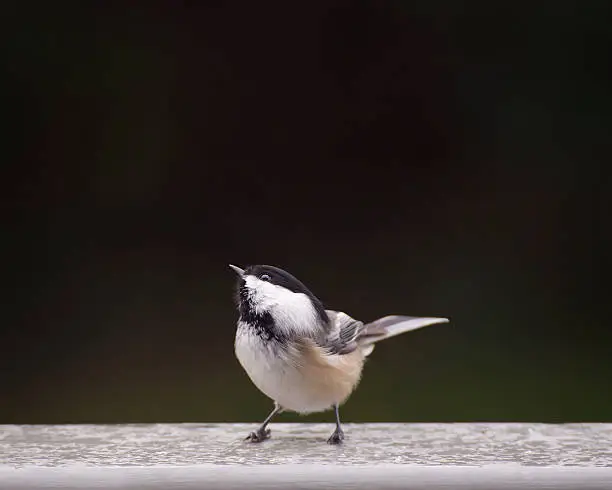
[230,264,449,444]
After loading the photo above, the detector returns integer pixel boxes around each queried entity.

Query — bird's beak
[229,264,245,277]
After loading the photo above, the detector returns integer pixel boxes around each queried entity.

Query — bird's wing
[319,310,367,355]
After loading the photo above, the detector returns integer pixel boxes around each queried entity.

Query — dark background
[3,2,610,424]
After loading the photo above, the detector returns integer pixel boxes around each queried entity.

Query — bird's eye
[260,274,271,282]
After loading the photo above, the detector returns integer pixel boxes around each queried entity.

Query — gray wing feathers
[321,311,448,357]
[321,310,366,355]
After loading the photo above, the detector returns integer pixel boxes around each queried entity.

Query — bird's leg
[246,402,282,443]
[327,404,345,444]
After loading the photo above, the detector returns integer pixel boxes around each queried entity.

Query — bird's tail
[358,315,449,356]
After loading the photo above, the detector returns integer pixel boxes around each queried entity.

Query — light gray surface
[1,424,611,489]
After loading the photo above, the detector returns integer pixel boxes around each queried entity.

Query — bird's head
[229,264,328,338]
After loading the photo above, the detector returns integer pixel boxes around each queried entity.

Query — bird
[229,263,449,444]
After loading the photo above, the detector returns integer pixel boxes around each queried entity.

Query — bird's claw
[327,428,344,445]
[245,428,271,443]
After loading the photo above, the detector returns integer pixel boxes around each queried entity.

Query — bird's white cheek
[244,277,281,313]
[243,275,320,335]
[271,293,320,336]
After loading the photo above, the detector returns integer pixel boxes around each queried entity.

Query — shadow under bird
[229,264,449,444]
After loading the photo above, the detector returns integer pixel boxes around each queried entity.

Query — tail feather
[358,315,449,356]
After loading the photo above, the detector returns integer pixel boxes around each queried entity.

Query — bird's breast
[234,323,364,413]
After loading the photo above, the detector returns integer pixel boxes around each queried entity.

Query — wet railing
[1,423,611,489]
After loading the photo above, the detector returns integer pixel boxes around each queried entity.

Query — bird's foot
[327,427,344,445]
[245,427,271,443]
